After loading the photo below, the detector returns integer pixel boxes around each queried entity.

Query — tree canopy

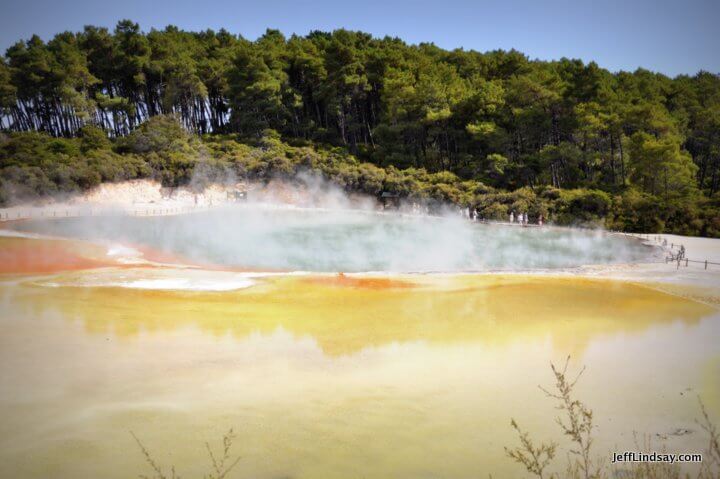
[1,22,719,235]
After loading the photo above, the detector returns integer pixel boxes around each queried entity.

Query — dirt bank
[0,178,380,221]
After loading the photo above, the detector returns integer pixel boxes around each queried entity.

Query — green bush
[117,115,195,154]
[0,117,718,238]
[555,189,612,225]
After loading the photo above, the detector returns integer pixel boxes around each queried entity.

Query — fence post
[705,260,708,270]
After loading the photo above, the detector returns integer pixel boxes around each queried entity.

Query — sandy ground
[0,179,381,221]
[562,233,720,308]
[0,180,227,220]
[649,233,720,263]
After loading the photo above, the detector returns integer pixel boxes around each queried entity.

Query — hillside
[1,23,719,235]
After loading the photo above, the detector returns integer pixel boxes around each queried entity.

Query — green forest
[1,21,719,236]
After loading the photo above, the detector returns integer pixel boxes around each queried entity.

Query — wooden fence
[623,233,720,271]
[0,204,209,222]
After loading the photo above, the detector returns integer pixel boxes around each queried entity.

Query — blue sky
[1,0,718,76]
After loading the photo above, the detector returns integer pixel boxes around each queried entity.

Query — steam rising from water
[9,206,656,272]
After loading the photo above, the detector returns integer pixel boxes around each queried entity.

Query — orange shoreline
[303,273,415,290]
[0,237,116,274]
[0,235,415,292]
[0,232,292,276]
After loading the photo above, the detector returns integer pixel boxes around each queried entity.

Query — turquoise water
[9,207,656,272]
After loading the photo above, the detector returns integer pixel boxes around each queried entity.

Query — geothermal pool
[7,207,656,271]
[0,210,718,479]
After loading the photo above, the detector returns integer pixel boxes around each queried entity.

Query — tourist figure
[538,214,543,226]
[510,211,514,223]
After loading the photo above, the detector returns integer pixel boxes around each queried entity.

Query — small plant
[539,357,599,479]
[205,429,242,479]
[505,418,558,479]
[505,358,720,479]
[505,356,598,479]
[697,398,720,478]
[132,428,241,479]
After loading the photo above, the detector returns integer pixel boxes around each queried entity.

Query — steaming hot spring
[1,203,719,479]
[6,206,656,273]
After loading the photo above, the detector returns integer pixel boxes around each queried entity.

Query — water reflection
[11,273,714,355]
[0,275,718,479]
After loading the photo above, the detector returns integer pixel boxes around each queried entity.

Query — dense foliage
[1,22,719,235]
[2,118,718,236]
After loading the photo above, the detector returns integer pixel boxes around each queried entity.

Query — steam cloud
[6,172,657,272]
